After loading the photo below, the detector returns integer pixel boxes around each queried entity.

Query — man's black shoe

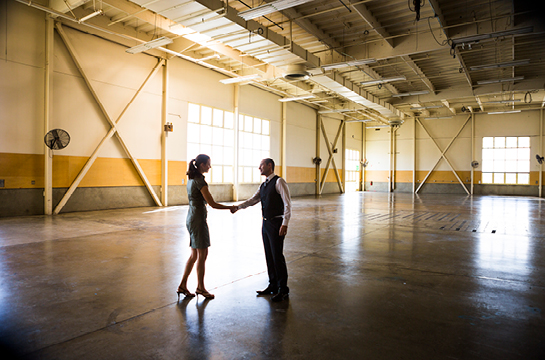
[271,292,289,302]
[256,286,277,295]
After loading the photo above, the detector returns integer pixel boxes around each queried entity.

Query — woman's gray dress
[186,176,210,249]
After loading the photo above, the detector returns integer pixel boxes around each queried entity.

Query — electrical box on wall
[164,123,173,132]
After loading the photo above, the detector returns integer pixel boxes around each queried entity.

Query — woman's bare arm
[200,186,235,210]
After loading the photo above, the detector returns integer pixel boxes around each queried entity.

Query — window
[239,115,270,183]
[345,149,360,192]
[482,136,530,185]
[187,103,234,183]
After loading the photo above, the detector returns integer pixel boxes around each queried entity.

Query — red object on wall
[370,181,373,186]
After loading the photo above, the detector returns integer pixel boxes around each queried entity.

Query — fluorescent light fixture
[487,110,521,115]
[238,0,315,21]
[219,74,262,84]
[470,59,530,71]
[126,36,173,54]
[424,116,453,119]
[360,76,406,86]
[79,10,103,23]
[477,76,524,85]
[451,26,533,45]
[346,119,372,123]
[278,95,315,102]
[410,105,443,110]
[322,58,377,71]
[483,99,521,104]
[318,109,352,114]
[366,125,389,129]
[392,90,429,97]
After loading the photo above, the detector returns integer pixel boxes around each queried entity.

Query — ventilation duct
[283,64,309,81]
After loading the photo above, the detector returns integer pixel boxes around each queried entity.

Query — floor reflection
[177,297,212,360]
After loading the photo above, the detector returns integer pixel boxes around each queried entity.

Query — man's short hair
[263,158,275,171]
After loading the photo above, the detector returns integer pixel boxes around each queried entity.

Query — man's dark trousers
[262,217,289,294]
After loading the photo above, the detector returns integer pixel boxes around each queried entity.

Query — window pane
[482,149,493,161]
[517,148,529,160]
[495,137,505,148]
[239,115,244,131]
[505,160,517,172]
[518,160,530,172]
[493,149,505,160]
[518,173,529,184]
[262,136,270,151]
[493,173,504,184]
[253,168,261,183]
[201,144,211,157]
[224,112,234,129]
[483,137,493,148]
[223,147,233,165]
[224,166,233,183]
[207,167,214,183]
[224,129,234,147]
[212,127,224,146]
[253,133,261,150]
[238,167,243,183]
[213,109,223,127]
[245,116,253,132]
[262,120,270,135]
[212,145,223,164]
[493,160,505,172]
[253,149,261,165]
[188,103,200,123]
[187,123,200,141]
[505,173,517,184]
[244,132,252,150]
[482,172,493,183]
[505,148,517,160]
[253,118,261,134]
[243,149,252,166]
[506,137,517,148]
[187,143,200,160]
[519,137,530,148]
[201,106,212,125]
[244,167,252,183]
[212,166,223,183]
[200,125,212,144]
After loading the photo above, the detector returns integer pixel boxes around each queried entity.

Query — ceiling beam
[349,0,394,48]
[400,55,436,95]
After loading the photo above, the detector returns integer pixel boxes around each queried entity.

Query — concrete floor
[0,192,544,359]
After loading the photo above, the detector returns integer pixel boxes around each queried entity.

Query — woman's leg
[179,248,198,292]
[196,248,209,292]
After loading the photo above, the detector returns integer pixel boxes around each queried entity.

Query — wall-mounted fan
[44,129,70,150]
[536,154,544,165]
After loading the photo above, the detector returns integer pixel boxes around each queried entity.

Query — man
[232,158,291,302]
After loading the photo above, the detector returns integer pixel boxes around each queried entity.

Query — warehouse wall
[365,111,544,195]
[0,2,353,217]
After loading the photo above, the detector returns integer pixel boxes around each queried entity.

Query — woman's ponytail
[186,154,210,179]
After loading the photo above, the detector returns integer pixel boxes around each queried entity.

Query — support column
[233,84,240,201]
[539,107,544,197]
[413,117,416,193]
[316,113,321,195]
[282,101,287,181]
[341,117,346,193]
[44,15,54,215]
[471,112,475,195]
[161,59,169,206]
[361,122,365,191]
[388,126,393,193]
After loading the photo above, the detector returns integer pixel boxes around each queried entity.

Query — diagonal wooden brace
[415,116,471,195]
[54,24,163,214]
[319,119,344,194]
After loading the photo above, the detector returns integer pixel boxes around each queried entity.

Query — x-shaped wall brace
[53,24,163,214]
[415,115,471,195]
[319,117,344,194]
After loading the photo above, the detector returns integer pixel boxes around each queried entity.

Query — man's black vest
[260,175,284,219]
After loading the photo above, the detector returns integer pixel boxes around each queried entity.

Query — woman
[177,154,235,300]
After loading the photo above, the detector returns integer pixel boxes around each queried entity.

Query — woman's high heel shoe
[195,288,215,299]
[177,287,195,300]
